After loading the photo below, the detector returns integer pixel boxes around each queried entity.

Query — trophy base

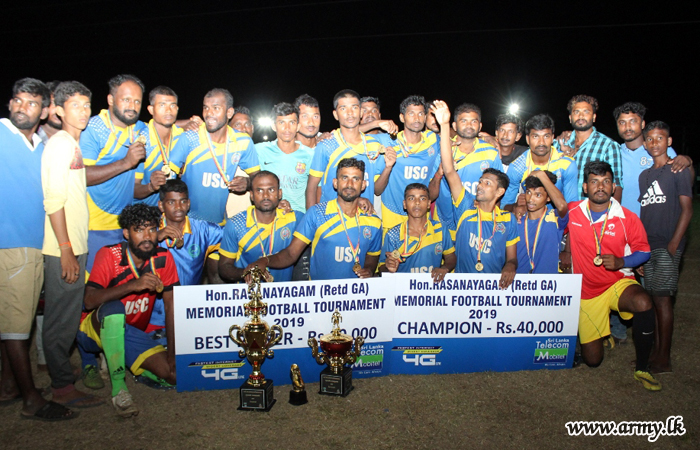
[238,379,276,411]
[289,389,308,406]
[319,366,354,396]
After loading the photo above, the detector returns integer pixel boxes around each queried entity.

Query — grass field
[2,201,699,449]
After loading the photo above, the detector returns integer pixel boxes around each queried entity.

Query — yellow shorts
[578,278,637,344]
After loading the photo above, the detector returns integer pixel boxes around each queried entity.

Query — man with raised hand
[431,101,518,288]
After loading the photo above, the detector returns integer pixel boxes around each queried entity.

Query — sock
[140,370,172,386]
[633,308,655,371]
[101,314,128,397]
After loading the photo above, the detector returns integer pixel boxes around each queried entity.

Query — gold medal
[265,271,274,283]
[135,134,147,145]
[475,262,484,272]
[175,239,184,249]
[593,256,603,266]
[353,263,362,272]
[156,282,164,294]
[391,249,401,259]
[161,165,172,176]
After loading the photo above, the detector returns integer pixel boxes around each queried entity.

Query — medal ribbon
[151,121,172,168]
[335,129,374,161]
[337,206,361,266]
[125,246,157,279]
[106,110,136,144]
[476,207,498,264]
[524,149,553,178]
[400,221,426,260]
[525,212,546,273]
[161,216,177,248]
[397,131,425,159]
[586,202,610,258]
[205,127,230,184]
[252,212,277,257]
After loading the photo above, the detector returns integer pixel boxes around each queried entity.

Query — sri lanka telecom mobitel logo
[353,343,385,372]
[533,338,570,365]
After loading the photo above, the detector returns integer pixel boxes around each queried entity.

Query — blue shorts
[77,311,166,376]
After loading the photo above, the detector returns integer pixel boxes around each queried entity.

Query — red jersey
[567,199,649,299]
[86,242,179,330]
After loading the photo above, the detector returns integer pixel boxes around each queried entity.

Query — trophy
[288,364,308,406]
[228,266,283,411]
[308,310,364,396]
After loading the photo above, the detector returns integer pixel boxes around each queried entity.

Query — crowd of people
[0,74,692,421]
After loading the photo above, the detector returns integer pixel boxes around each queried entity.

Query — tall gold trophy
[228,267,283,411]
[308,310,364,396]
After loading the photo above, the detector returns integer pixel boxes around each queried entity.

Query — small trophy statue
[288,364,308,406]
[308,310,364,396]
[228,266,283,411]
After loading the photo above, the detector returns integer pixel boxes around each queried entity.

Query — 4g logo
[403,354,440,366]
[201,368,242,381]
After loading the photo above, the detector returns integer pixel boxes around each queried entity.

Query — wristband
[59,241,71,248]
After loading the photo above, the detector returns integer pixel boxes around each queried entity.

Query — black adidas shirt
[638,164,693,250]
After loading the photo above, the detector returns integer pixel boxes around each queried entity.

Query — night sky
[3,1,697,155]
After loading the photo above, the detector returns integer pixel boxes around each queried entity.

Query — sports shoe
[634,370,662,391]
[82,365,105,390]
[112,389,139,417]
[134,374,175,390]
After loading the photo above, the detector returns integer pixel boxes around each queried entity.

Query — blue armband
[623,251,650,268]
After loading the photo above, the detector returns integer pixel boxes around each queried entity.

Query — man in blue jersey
[250,158,382,280]
[1,78,75,421]
[230,106,254,138]
[157,179,223,286]
[614,102,692,216]
[374,95,440,233]
[432,101,518,289]
[379,183,455,281]
[515,171,568,274]
[169,88,260,283]
[81,74,151,272]
[135,86,183,207]
[359,96,398,147]
[428,102,503,238]
[306,90,388,210]
[255,102,314,213]
[219,171,303,283]
[503,114,578,221]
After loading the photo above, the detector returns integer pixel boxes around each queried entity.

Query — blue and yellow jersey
[169,123,260,225]
[135,120,185,206]
[432,138,502,234]
[379,217,454,274]
[220,206,303,282]
[453,188,519,274]
[380,131,440,231]
[80,110,147,231]
[516,209,568,274]
[255,139,314,212]
[158,216,223,285]
[502,147,579,206]
[294,199,382,280]
[309,129,386,204]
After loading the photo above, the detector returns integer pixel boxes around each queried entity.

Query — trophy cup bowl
[308,310,364,396]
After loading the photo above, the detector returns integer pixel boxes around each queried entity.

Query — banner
[174,278,395,392]
[388,273,581,375]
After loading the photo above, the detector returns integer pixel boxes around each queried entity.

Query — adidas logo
[641,181,666,207]
[113,366,125,375]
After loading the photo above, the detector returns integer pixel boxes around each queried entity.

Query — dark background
[3,1,697,155]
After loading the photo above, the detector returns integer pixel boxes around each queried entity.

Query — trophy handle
[229,324,245,347]
[266,324,283,359]
[345,336,365,365]
[307,337,327,365]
